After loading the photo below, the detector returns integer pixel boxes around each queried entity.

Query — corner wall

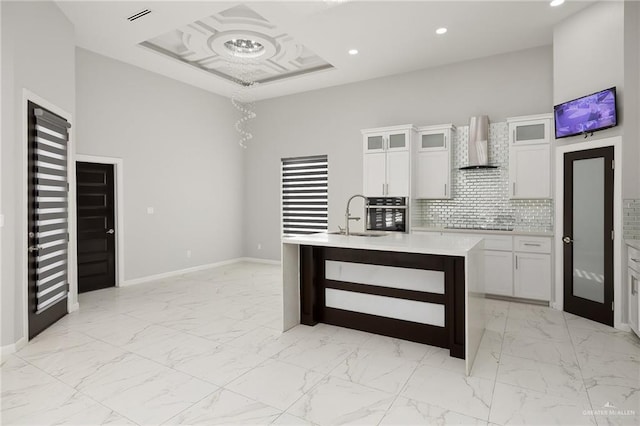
[1,1,76,347]
[244,46,553,261]
[75,48,244,281]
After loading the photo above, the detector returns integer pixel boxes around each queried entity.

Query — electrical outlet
[257,243,262,250]
[186,250,192,258]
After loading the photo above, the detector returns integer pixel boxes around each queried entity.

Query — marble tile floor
[2,261,639,425]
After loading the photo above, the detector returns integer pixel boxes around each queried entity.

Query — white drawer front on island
[325,260,445,294]
[325,288,445,327]
[514,236,552,254]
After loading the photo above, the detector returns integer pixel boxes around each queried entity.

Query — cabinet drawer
[514,236,551,254]
[629,245,640,273]
[483,235,513,251]
[441,232,512,251]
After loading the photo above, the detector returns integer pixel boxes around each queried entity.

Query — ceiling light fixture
[348,49,359,55]
[550,0,565,6]
[436,27,448,35]
[224,38,265,58]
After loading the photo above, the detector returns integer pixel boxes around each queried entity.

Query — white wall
[244,46,553,261]
[1,1,76,347]
[75,48,244,281]
[552,1,631,328]
[553,1,626,152]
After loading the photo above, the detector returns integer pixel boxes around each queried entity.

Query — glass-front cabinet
[508,114,553,199]
[362,125,415,197]
[508,114,551,145]
[413,124,455,199]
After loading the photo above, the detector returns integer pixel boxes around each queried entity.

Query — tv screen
[554,87,617,139]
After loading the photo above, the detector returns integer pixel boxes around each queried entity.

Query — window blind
[31,107,71,313]
[282,155,328,236]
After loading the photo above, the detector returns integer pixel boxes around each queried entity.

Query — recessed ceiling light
[436,27,448,35]
[348,49,359,55]
[550,0,565,6]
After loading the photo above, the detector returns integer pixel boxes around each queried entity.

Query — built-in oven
[366,197,407,232]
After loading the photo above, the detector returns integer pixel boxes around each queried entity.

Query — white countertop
[626,239,640,251]
[282,232,483,257]
[412,226,554,237]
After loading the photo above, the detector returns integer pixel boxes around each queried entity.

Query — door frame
[75,155,125,289]
[554,136,625,330]
[21,89,76,346]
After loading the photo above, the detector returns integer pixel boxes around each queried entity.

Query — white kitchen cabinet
[484,250,514,296]
[513,236,552,301]
[429,231,552,302]
[508,115,551,146]
[629,268,639,336]
[628,244,640,336]
[362,125,415,197]
[414,124,454,199]
[508,114,552,200]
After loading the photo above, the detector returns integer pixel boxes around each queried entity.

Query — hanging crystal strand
[227,55,259,149]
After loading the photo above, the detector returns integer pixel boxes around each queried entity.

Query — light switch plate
[0,214,4,228]
[147,207,154,215]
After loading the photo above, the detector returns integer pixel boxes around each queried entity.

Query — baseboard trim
[122,258,246,287]
[1,337,27,359]
[617,323,632,333]
[239,257,281,266]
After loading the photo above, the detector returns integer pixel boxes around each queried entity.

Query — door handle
[106,229,115,234]
[562,236,573,244]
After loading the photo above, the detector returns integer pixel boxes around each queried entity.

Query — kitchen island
[281,232,486,375]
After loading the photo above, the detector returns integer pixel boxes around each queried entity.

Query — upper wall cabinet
[362,125,415,197]
[508,114,552,199]
[413,124,455,199]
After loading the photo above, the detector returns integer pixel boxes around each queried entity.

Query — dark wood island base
[299,245,466,359]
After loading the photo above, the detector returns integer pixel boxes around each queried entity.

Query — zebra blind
[282,155,328,236]
[31,107,71,313]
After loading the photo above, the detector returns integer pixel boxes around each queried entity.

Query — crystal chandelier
[224,38,262,149]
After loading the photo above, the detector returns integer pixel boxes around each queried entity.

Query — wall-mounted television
[553,87,617,139]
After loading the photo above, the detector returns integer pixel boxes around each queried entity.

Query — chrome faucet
[345,194,368,235]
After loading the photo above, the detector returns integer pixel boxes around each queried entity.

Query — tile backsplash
[624,199,640,240]
[412,122,554,233]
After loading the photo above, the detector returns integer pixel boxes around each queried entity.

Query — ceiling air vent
[127,9,151,22]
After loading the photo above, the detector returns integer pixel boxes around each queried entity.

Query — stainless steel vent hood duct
[460,115,497,170]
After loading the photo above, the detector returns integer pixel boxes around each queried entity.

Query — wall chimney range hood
[459,115,498,170]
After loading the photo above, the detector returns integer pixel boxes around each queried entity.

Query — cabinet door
[386,151,409,196]
[364,134,385,153]
[509,120,550,145]
[484,250,513,297]
[387,131,408,151]
[363,152,386,197]
[629,269,639,336]
[415,151,449,199]
[514,252,551,301]
[509,144,551,199]
[418,131,448,151]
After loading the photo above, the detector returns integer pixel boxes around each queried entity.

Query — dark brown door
[563,146,614,326]
[28,101,70,339]
[76,162,116,293]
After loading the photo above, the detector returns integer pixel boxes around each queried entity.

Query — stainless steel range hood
[460,115,497,170]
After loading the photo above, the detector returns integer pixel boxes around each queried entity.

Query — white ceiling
[56,0,594,101]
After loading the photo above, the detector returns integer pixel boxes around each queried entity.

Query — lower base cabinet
[413,231,552,302]
[514,252,551,301]
[628,268,639,336]
[484,250,513,297]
